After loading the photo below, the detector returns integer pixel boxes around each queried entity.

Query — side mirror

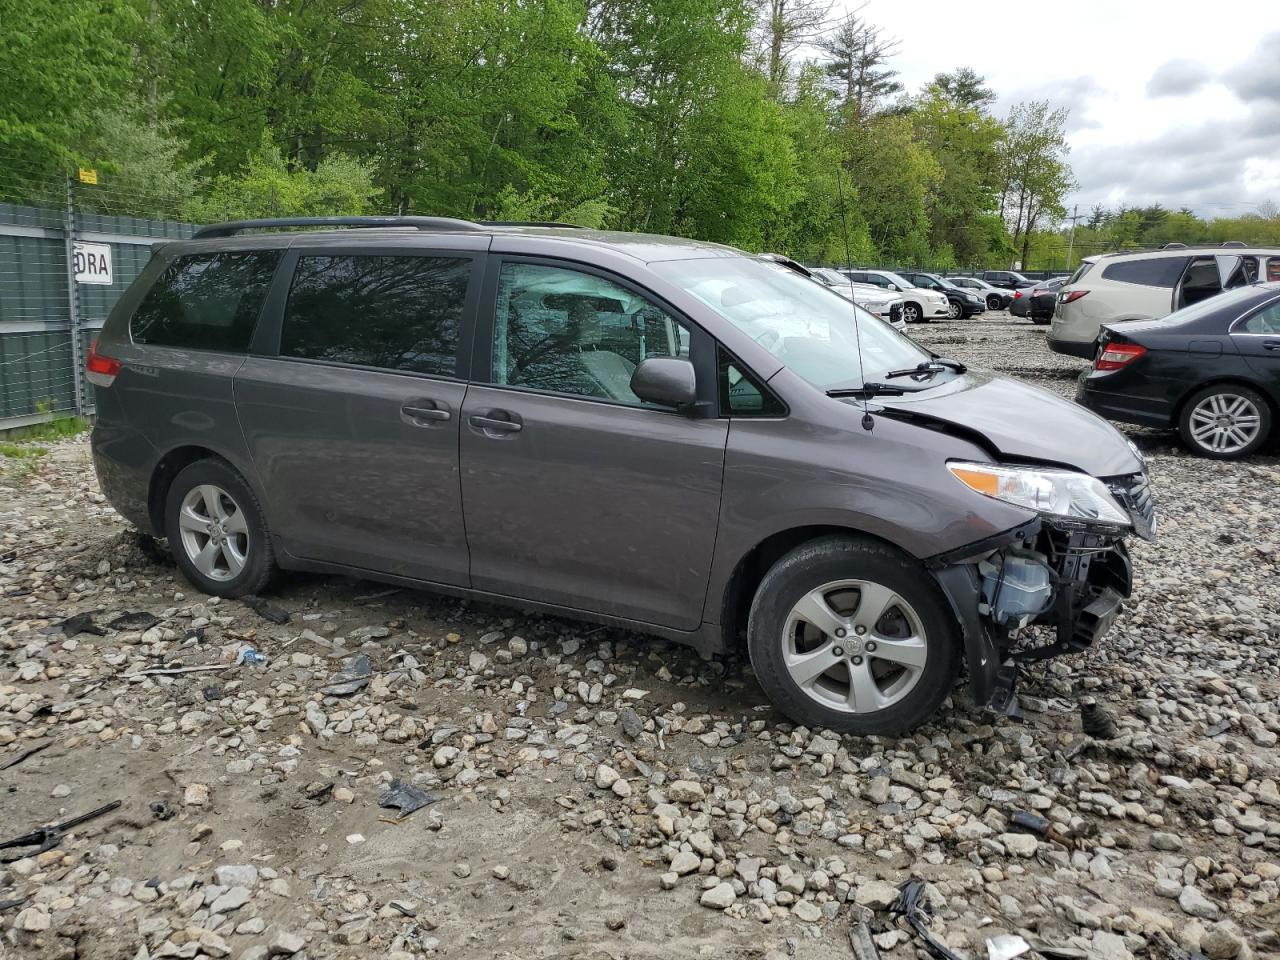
[889,283,900,291]
[631,357,697,409]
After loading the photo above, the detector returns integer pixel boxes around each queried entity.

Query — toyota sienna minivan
[89,217,1155,735]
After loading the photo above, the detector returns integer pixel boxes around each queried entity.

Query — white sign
[73,242,112,285]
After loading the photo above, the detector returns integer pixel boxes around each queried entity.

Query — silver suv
[1050,245,1280,357]
[89,216,1153,734]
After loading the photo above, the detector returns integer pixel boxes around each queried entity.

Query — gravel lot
[2,312,1278,960]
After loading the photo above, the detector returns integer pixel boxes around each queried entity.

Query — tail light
[1012,290,1023,300]
[86,339,122,387]
[1095,342,1146,371]
[1061,290,1090,304]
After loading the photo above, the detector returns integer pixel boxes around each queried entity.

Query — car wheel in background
[986,294,1002,310]
[946,301,962,320]
[1178,384,1271,459]
[1031,315,1051,326]
[747,536,959,736]
[165,458,277,596]
[902,303,922,323]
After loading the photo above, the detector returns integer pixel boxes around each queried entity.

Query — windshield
[811,268,847,285]
[653,257,933,390]
[929,275,959,290]
[877,270,914,289]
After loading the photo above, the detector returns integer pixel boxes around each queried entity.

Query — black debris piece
[890,878,964,960]
[0,897,28,913]
[107,611,160,631]
[150,801,174,821]
[244,595,291,625]
[321,653,373,696]
[848,919,882,960]
[1080,698,1118,739]
[55,612,106,637]
[378,779,436,819]
[306,782,335,802]
[0,800,122,864]
[1009,810,1050,836]
[185,626,206,644]
[0,741,52,772]
[202,685,223,702]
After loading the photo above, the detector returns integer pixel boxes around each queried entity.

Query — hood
[874,368,1143,478]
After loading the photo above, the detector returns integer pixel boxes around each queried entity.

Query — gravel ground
[1,311,1278,960]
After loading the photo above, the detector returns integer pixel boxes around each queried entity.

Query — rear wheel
[165,459,276,596]
[747,536,959,735]
[902,303,922,323]
[1178,385,1271,459]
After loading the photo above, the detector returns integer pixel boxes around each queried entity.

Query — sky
[837,0,1280,220]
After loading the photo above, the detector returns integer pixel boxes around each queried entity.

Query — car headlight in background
[947,462,1131,527]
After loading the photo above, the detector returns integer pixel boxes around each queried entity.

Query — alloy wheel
[781,579,928,715]
[947,301,961,320]
[177,484,250,582]
[1188,393,1262,455]
[902,304,920,323]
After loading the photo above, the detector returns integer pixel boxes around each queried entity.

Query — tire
[946,300,962,320]
[164,458,276,597]
[1178,384,1271,460]
[986,294,1002,311]
[1031,315,1051,326]
[746,536,959,736]
[902,303,922,323]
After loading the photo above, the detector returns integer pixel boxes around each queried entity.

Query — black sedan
[898,271,986,319]
[945,276,1013,310]
[1076,283,1280,459]
[1028,277,1066,324]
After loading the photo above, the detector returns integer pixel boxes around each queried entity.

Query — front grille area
[1108,472,1156,541]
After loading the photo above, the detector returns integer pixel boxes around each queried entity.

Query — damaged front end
[928,470,1153,716]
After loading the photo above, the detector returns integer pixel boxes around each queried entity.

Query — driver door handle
[401,404,450,424]
[1264,340,1280,351]
[469,414,522,434]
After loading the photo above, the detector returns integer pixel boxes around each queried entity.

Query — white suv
[1049,245,1280,357]
[843,269,950,323]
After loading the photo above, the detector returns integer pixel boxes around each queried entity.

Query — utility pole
[1065,204,1082,270]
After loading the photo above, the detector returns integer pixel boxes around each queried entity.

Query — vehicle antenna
[834,163,874,432]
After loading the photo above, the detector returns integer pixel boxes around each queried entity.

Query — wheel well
[147,445,221,534]
[718,525,903,654]
[1172,378,1277,428]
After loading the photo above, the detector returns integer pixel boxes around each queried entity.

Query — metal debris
[321,653,373,696]
[890,878,964,960]
[378,778,436,819]
[0,800,122,864]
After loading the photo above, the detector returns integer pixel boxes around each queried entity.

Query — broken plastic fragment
[986,933,1031,960]
[321,653,373,696]
[378,779,436,819]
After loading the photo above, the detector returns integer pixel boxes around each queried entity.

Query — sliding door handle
[468,414,522,434]
[401,403,451,425]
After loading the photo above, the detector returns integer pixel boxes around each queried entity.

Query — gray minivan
[88,217,1155,735]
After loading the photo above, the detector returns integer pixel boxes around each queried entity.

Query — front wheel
[1178,385,1271,459]
[747,537,959,736]
[902,303,922,323]
[165,459,276,596]
[946,300,962,320]
[986,294,1003,311]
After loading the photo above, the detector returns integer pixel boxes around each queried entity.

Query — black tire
[1177,384,1271,460]
[902,302,922,323]
[164,458,276,597]
[1031,315,1051,326]
[746,536,960,736]
[946,300,962,320]
[986,294,1002,311]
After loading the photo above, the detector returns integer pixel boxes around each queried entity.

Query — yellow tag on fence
[77,168,98,185]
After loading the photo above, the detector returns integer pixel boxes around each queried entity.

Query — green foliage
[183,146,381,222]
[0,442,48,459]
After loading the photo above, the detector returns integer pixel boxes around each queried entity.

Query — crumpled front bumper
[926,516,1134,710]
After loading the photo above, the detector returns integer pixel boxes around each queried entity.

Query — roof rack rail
[192,216,486,239]
[479,220,581,229]
[1220,240,1247,248]
[1161,242,1188,249]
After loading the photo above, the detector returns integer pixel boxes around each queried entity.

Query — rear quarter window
[1100,256,1187,288]
[130,251,281,351]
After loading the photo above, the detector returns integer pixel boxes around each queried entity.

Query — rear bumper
[1047,335,1096,358]
[91,423,159,535]
[1075,372,1174,428]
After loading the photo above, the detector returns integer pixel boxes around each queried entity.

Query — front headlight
[947,461,1131,527]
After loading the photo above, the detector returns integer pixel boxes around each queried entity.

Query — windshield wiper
[884,356,968,380]
[826,383,905,399]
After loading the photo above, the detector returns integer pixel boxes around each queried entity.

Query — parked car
[1076,283,1280,459]
[842,269,951,323]
[1050,245,1280,358]
[898,272,985,320]
[1027,277,1067,325]
[808,267,906,330]
[981,270,1038,291]
[946,276,1013,311]
[1009,286,1032,318]
[88,215,1152,735]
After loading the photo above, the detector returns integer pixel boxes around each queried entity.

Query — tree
[76,105,202,219]
[845,114,940,261]
[998,100,1074,267]
[754,0,833,90]
[925,67,995,110]
[819,7,903,122]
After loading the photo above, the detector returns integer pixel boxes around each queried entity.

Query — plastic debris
[1080,698,1118,739]
[0,800,122,864]
[202,685,223,701]
[321,653,373,696]
[378,779,436,819]
[849,919,883,960]
[244,595,291,625]
[150,800,174,821]
[0,897,28,913]
[236,646,269,667]
[987,933,1031,960]
[55,612,106,637]
[1010,810,1050,836]
[890,878,964,960]
[106,611,160,631]
[0,741,52,772]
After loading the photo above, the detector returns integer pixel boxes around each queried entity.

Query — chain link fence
[0,160,197,431]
